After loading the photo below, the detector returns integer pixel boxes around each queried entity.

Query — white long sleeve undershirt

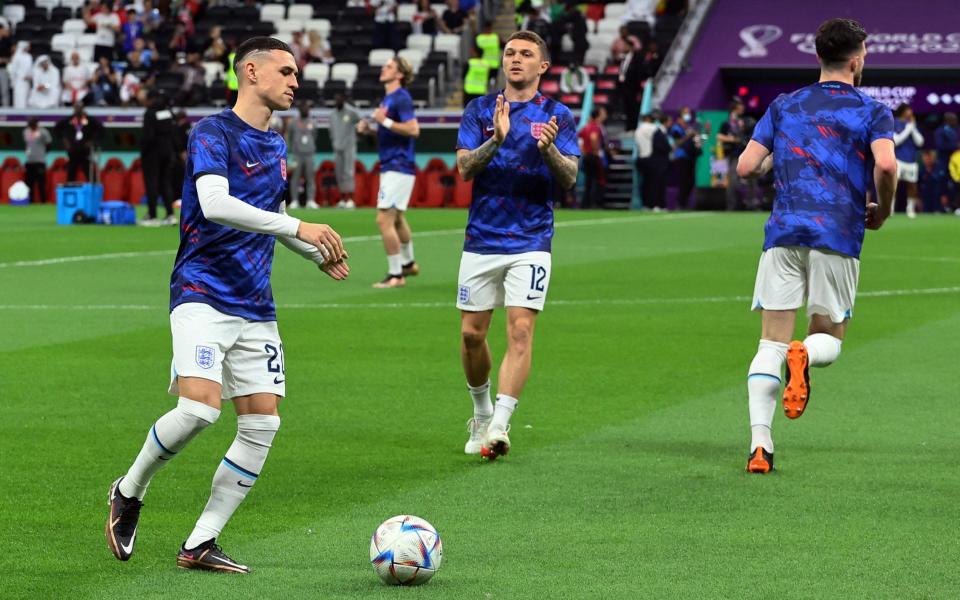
[196,174,326,265]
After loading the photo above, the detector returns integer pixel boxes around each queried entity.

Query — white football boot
[464,417,491,455]
[480,423,511,460]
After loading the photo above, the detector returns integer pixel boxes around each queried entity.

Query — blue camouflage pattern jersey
[893,118,920,163]
[377,87,416,175]
[751,81,894,259]
[170,109,288,321]
[456,91,580,254]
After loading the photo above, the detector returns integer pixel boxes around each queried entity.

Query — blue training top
[377,87,417,175]
[456,91,580,255]
[170,109,288,321]
[751,81,894,259]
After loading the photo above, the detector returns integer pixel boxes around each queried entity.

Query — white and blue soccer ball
[369,515,443,586]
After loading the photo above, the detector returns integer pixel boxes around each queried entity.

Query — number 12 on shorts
[529,265,546,293]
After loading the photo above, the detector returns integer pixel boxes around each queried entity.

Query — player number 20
[265,343,285,375]
[528,265,547,292]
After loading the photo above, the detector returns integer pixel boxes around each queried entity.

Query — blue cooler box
[97,200,137,225]
[57,183,103,225]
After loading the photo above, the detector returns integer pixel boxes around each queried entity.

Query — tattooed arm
[540,143,579,190]
[456,138,501,181]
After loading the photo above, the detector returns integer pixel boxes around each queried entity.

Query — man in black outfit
[55,103,104,182]
[641,111,672,210]
[140,90,179,225]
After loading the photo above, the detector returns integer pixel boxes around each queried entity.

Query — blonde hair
[393,56,415,87]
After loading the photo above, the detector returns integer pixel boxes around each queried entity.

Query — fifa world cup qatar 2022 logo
[739,25,783,58]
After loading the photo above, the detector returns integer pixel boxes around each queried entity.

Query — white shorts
[168,303,286,399]
[751,246,859,323]
[896,159,918,183]
[377,171,415,211]
[457,251,552,312]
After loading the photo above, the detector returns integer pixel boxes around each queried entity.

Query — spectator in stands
[121,6,144,55]
[23,118,52,204]
[475,21,501,70]
[120,49,154,107]
[372,0,399,51]
[617,36,646,132]
[669,106,704,209]
[440,0,468,35]
[168,22,189,58]
[89,56,120,106]
[578,106,609,209]
[306,30,334,65]
[918,149,949,213]
[551,1,589,66]
[204,36,230,71]
[286,101,320,209]
[29,56,61,110]
[289,30,307,69]
[62,51,93,106]
[717,98,748,210]
[134,38,155,67]
[622,0,656,27]
[559,61,589,94]
[55,103,104,182]
[140,90,179,225]
[173,51,206,106]
[519,4,552,45]
[611,25,641,63]
[0,21,12,107]
[330,94,360,209]
[10,41,32,109]
[934,112,959,210]
[413,0,440,36]
[463,46,489,107]
[140,0,163,34]
[85,0,121,63]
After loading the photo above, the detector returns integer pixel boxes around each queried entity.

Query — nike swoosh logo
[273,376,285,384]
[119,527,137,555]
[526,294,543,300]
[245,161,260,168]
[237,481,253,488]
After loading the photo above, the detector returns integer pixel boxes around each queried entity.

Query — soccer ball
[369,515,443,585]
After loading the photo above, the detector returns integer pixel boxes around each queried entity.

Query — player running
[105,37,349,572]
[455,31,579,459]
[736,18,897,473]
[893,103,924,218]
[357,56,421,288]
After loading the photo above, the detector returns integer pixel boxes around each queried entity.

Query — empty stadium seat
[126,159,145,205]
[398,48,424,73]
[368,48,395,67]
[450,169,472,208]
[604,2,627,21]
[275,20,301,34]
[541,79,560,95]
[364,161,380,207]
[302,63,329,86]
[331,63,358,87]
[260,3,285,24]
[100,158,127,202]
[61,18,86,35]
[0,157,23,204]
[584,47,609,69]
[60,0,85,13]
[3,5,24,28]
[397,3,416,22]
[597,19,620,35]
[304,19,331,38]
[202,62,223,86]
[433,34,460,64]
[46,158,72,204]
[51,33,76,54]
[352,160,368,206]
[405,33,433,55]
[287,3,313,20]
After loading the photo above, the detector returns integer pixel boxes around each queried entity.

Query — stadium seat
[302,62,329,86]
[0,157,23,204]
[540,79,559,95]
[60,0,85,13]
[351,79,382,107]
[584,47,609,69]
[51,6,73,23]
[100,158,127,202]
[352,160,368,206]
[405,34,433,55]
[593,93,610,106]
[275,20,301,35]
[331,63,358,87]
[51,33,76,55]
[304,19,331,38]
[288,3,313,20]
[201,62,223,86]
[398,48,425,73]
[433,34,460,65]
[3,5,25,28]
[397,3,416,22]
[126,159,145,205]
[584,3,605,22]
[315,160,336,206]
[260,3,285,24]
[46,158,74,204]
[364,161,380,207]
[604,3,627,21]
[272,32,293,45]
[430,3,446,16]
[449,169,472,208]
[368,48,395,67]
[61,18,85,34]
[597,19,620,35]
[596,78,616,90]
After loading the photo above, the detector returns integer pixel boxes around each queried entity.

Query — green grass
[1,205,958,599]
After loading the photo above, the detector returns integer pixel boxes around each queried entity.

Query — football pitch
[2,206,958,599]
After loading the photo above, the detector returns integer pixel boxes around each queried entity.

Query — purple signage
[665,0,960,111]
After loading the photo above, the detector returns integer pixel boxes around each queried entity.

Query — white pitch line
[0,213,706,269]
[1,285,956,311]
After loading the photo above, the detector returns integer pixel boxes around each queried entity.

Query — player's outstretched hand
[296,222,347,263]
[537,116,559,152]
[864,202,889,230]
[320,259,350,281]
[494,94,510,143]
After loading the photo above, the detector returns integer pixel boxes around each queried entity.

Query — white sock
[490,394,518,431]
[184,414,280,549]
[748,340,788,453]
[468,380,493,419]
[387,253,402,276]
[804,333,842,367]
[400,241,415,264]
[119,398,220,500]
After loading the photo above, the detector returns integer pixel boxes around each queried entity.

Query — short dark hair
[233,36,294,77]
[506,30,549,62]
[893,103,910,118]
[815,18,867,69]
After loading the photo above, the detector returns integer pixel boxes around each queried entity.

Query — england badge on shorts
[196,345,215,369]
[280,158,287,180]
[530,122,546,139]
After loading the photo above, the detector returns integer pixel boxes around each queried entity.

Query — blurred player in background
[893,103,924,218]
[455,31,579,460]
[357,56,421,288]
[736,18,897,473]
[106,37,348,573]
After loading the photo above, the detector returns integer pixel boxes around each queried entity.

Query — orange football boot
[746,447,774,473]
[783,341,810,419]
